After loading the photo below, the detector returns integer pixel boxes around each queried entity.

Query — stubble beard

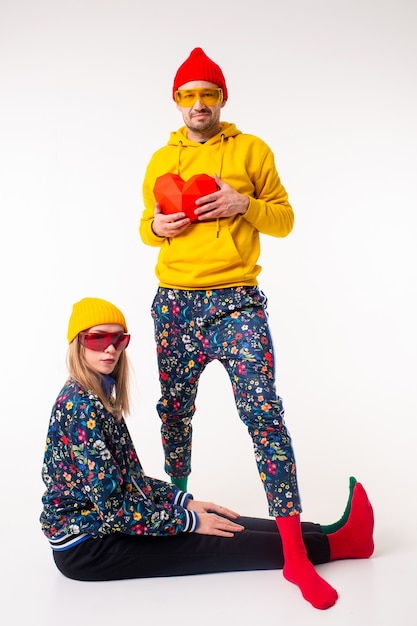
[186,110,219,136]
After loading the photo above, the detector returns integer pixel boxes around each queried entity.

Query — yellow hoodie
[140,122,294,289]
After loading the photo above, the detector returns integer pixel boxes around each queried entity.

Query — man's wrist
[151,221,164,237]
[240,196,250,214]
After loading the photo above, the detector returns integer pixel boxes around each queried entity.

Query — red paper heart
[153,173,217,222]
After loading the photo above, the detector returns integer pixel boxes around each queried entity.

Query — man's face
[175,80,226,138]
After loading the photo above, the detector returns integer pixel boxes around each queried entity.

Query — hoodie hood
[167,122,241,179]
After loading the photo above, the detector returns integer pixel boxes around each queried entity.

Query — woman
[40,297,374,607]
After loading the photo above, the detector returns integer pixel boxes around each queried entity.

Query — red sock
[276,514,338,610]
[328,482,374,560]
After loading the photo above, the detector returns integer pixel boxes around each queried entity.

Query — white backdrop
[1,0,416,621]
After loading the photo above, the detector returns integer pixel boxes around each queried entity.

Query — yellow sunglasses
[175,88,223,107]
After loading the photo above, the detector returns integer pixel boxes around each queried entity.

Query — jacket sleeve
[66,396,197,535]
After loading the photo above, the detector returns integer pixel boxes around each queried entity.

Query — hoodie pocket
[158,221,248,286]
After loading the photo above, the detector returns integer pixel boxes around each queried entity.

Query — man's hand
[186,500,245,537]
[194,173,249,220]
[151,203,191,238]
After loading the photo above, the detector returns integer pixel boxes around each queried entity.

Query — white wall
[1,0,416,540]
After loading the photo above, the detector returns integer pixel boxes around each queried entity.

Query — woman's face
[80,323,127,375]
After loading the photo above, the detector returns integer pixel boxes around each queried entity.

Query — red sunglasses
[78,331,131,352]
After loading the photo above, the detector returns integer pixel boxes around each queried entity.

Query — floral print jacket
[40,378,197,549]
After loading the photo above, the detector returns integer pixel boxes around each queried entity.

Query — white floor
[7,376,417,626]
[7,503,416,626]
[6,339,417,626]
[6,307,417,626]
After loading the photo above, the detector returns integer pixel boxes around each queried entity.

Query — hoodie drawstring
[176,133,225,239]
[216,134,225,238]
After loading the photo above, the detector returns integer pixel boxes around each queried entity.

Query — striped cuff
[174,491,197,532]
[48,532,90,551]
[183,509,198,533]
[174,490,193,508]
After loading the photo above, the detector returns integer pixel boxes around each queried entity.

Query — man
[140,47,342,609]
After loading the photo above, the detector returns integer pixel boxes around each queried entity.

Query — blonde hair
[67,338,130,419]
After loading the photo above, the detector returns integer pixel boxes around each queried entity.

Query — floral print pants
[151,286,302,517]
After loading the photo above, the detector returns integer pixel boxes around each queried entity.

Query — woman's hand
[186,500,240,518]
[186,500,245,537]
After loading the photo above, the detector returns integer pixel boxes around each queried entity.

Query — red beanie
[172,47,228,102]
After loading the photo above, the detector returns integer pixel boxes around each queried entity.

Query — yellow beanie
[67,297,128,344]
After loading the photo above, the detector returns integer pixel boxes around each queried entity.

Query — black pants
[53,517,330,582]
